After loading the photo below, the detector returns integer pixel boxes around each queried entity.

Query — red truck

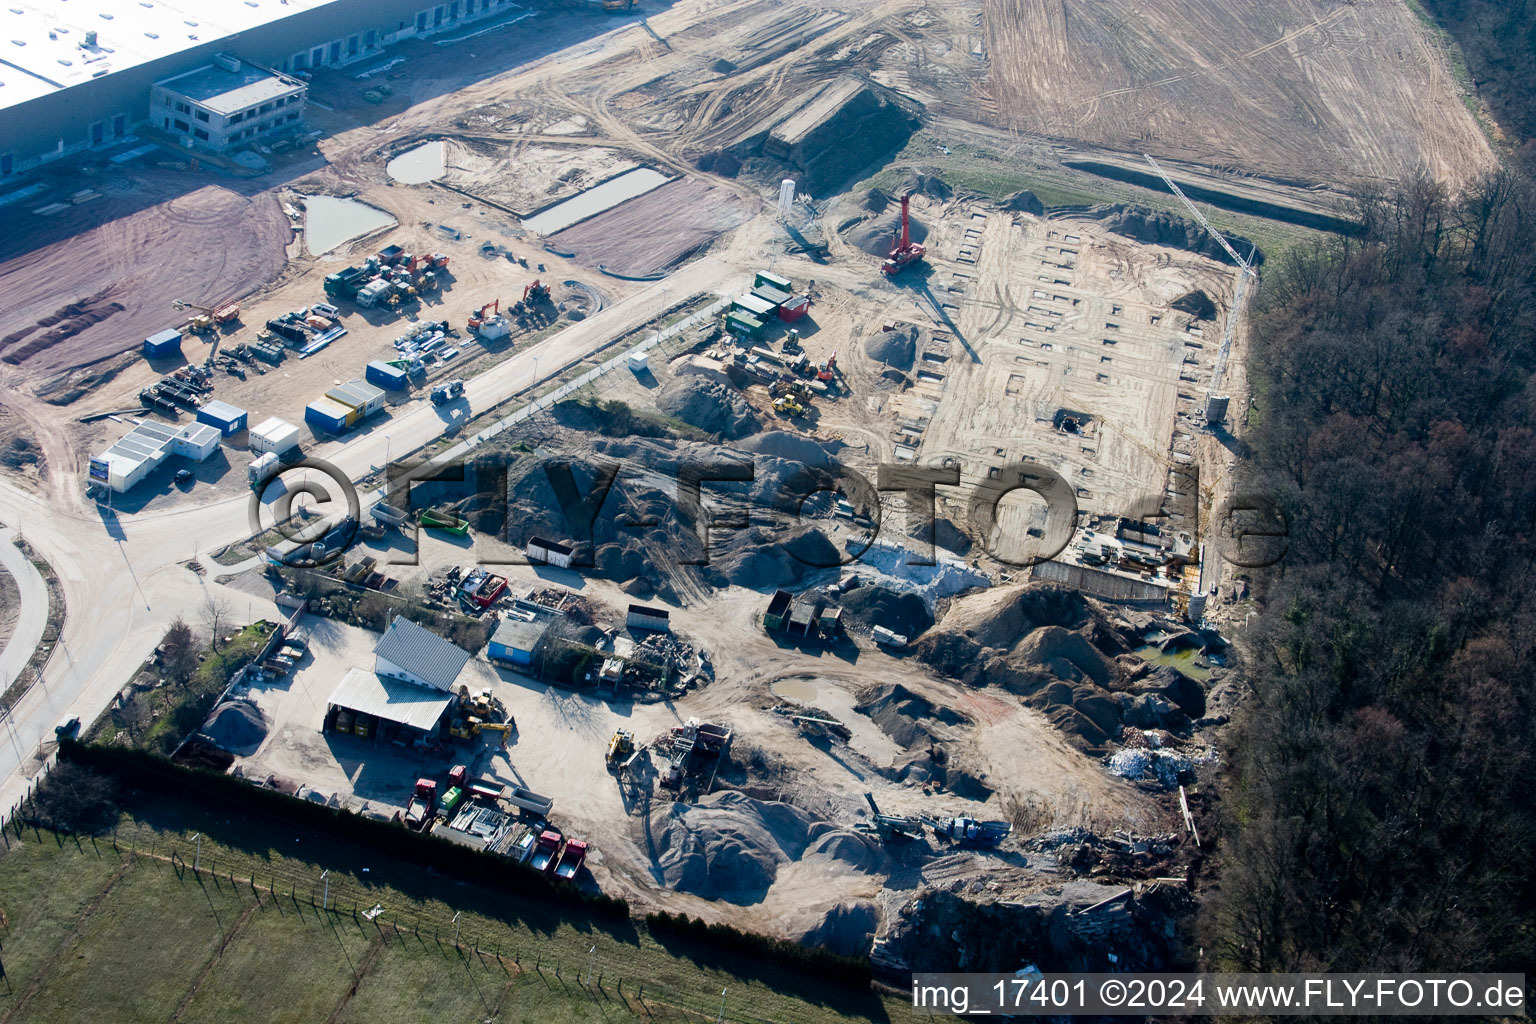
[553,839,587,881]
[530,830,562,873]
[403,779,437,831]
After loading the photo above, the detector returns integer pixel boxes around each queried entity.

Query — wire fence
[2,804,835,1024]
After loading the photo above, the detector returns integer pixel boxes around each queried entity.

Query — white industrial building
[152,56,307,153]
[250,417,302,456]
[373,615,471,691]
[526,536,574,569]
[90,420,222,493]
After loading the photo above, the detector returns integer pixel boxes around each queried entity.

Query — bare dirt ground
[437,138,640,215]
[548,178,761,276]
[977,0,1496,190]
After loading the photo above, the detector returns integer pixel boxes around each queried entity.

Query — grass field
[0,792,912,1024]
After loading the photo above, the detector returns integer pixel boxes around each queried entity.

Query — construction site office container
[725,311,765,338]
[732,293,777,319]
[755,270,793,292]
[248,451,280,486]
[143,329,182,357]
[325,379,386,418]
[249,417,301,456]
[196,400,248,436]
[305,398,353,433]
[751,284,792,308]
[777,295,810,322]
[365,360,410,390]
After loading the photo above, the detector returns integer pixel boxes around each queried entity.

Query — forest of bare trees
[1203,174,1536,972]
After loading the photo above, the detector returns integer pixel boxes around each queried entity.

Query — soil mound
[794,899,881,958]
[648,791,816,904]
[837,583,933,637]
[1001,190,1045,215]
[1170,290,1218,320]
[845,204,931,258]
[657,378,761,439]
[1085,204,1260,265]
[856,683,968,748]
[865,325,917,370]
[198,698,267,755]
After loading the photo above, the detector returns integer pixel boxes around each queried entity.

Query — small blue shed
[366,360,409,390]
[143,329,182,358]
[487,616,550,667]
[305,399,352,433]
[196,400,247,436]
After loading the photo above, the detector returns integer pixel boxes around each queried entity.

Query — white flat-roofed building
[153,57,307,152]
[91,419,222,492]
[0,0,529,179]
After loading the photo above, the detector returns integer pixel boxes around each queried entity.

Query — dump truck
[430,378,465,405]
[324,266,369,299]
[530,830,562,873]
[606,729,634,769]
[403,779,438,831]
[553,839,587,880]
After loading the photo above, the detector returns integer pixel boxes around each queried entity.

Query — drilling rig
[880,192,927,276]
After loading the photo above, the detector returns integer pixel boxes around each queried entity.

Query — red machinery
[880,192,926,276]
[467,299,499,329]
[524,279,551,303]
[403,779,437,831]
[817,350,838,382]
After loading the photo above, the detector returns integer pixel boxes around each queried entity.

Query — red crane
[881,192,927,276]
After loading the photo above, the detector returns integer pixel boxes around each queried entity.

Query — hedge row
[58,741,631,920]
[646,910,873,985]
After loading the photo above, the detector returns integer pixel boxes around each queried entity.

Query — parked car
[55,716,81,739]
[175,469,195,484]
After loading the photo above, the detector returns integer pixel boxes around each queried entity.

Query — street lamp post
[191,833,202,872]
[585,944,596,985]
[321,869,330,910]
[717,986,728,1023]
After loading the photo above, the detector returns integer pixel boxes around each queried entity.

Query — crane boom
[1142,154,1252,274]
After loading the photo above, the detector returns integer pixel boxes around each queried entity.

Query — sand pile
[1001,189,1045,215]
[1084,204,1262,266]
[198,698,267,755]
[657,378,761,439]
[648,791,875,904]
[856,683,968,748]
[836,583,933,637]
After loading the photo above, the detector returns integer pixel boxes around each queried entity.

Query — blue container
[196,400,247,436]
[365,360,409,390]
[305,399,351,433]
[143,329,182,357]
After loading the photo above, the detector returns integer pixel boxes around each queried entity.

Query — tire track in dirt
[168,892,266,1023]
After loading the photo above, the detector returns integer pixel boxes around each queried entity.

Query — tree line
[1203,173,1536,972]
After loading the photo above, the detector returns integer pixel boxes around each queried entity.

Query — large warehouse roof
[0,0,339,110]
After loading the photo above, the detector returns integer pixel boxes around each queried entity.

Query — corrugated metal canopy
[327,668,452,731]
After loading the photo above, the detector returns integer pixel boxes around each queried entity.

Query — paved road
[0,258,738,814]
[0,527,48,688]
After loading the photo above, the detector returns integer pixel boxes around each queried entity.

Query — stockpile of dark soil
[694,149,742,177]
[657,378,761,440]
[1170,290,1218,320]
[793,87,921,191]
[836,583,933,637]
[647,791,875,905]
[845,203,931,258]
[1084,203,1259,265]
[793,899,881,958]
[197,698,267,755]
[1001,189,1045,215]
[909,583,1203,754]
[495,433,853,593]
[0,436,41,470]
[856,683,969,748]
[864,325,917,370]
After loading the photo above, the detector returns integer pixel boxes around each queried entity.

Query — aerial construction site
[0,0,1498,998]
